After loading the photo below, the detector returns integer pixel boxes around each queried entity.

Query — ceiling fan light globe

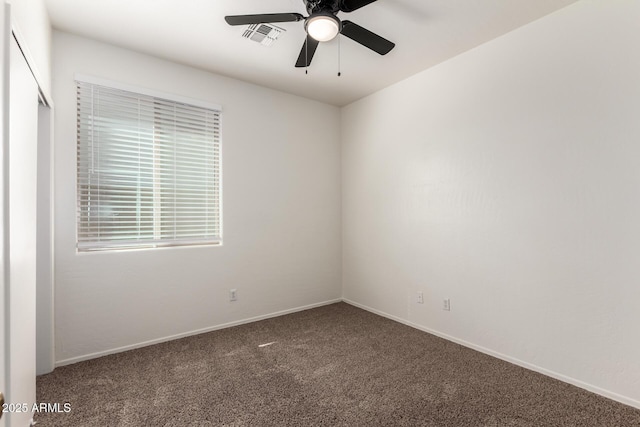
[306,15,340,42]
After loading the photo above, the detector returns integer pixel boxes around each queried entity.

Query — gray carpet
[37,302,640,426]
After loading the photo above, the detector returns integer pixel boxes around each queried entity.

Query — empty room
[1,0,639,425]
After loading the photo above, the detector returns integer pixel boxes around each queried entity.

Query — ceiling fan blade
[340,20,395,55]
[224,13,304,26]
[295,35,320,68]
[340,0,378,13]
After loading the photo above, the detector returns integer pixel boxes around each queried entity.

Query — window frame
[75,74,223,252]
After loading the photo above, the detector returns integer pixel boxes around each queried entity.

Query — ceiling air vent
[242,23,285,46]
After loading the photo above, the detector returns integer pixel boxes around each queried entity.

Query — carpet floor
[36,302,640,426]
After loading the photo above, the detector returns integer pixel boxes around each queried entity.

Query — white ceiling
[44,0,578,106]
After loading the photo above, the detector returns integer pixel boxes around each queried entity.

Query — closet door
[5,33,39,427]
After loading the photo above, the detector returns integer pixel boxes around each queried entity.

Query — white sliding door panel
[7,35,39,427]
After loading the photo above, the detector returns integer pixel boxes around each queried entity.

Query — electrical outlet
[229,289,237,302]
[443,298,451,311]
[417,291,424,304]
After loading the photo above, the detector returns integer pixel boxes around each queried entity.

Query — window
[76,77,222,251]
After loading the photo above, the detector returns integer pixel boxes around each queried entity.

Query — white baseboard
[342,298,640,411]
[55,298,342,367]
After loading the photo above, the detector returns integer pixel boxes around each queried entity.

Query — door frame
[1,2,55,425]
[9,5,55,378]
[1,3,11,426]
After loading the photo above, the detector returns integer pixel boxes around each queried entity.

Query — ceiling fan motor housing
[304,0,342,15]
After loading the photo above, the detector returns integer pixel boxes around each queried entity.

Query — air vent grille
[242,23,285,46]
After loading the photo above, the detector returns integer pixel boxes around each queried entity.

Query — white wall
[342,0,640,408]
[53,31,342,364]
[8,0,51,95]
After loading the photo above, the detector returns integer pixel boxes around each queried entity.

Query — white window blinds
[76,79,222,251]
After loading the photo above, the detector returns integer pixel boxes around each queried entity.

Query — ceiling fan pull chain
[338,35,342,77]
[305,36,309,75]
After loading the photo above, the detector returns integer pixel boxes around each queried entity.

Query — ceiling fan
[225,0,395,68]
